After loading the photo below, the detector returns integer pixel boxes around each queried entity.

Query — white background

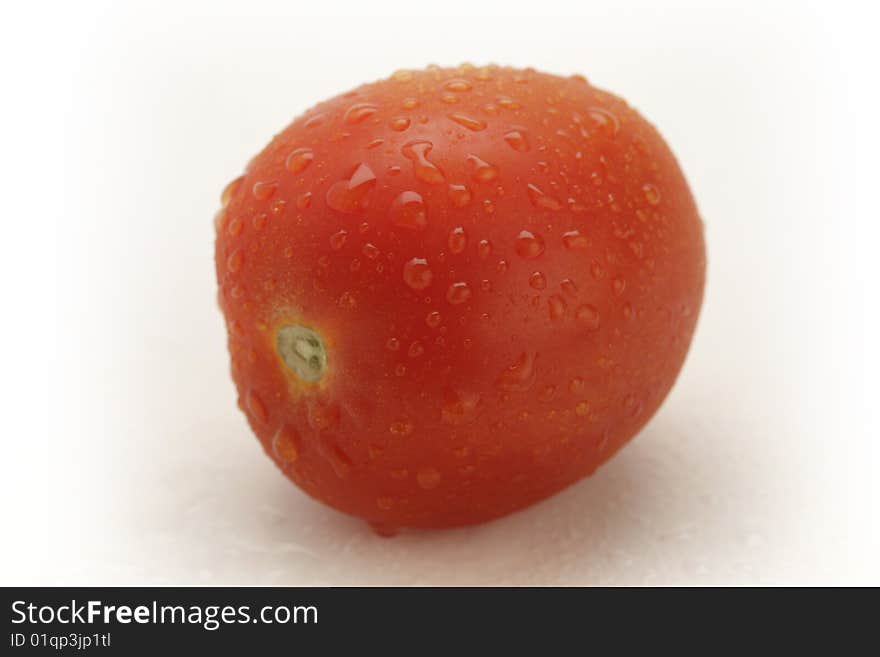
[1,0,877,585]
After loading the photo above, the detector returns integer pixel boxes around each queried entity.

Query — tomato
[214,65,705,532]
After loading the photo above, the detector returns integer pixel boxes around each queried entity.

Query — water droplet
[425,311,442,328]
[448,183,472,208]
[444,78,472,92]
[612,277,626,296]
[560,278,578,296]
[296,191,312,209]
[213,209,226,233]
[529,271,547,290]
[446,282,472,305]
[448,226,467,253]
[362,242,380,259]
[496,352,537,392]
[390,419,414,436]
[448,113,486,131]
[496,259,509,273]
[480,279,492,292]
[272,425,300,464]
[515,230,545,259]
[329,229,348,250]
[390,116,411,131]
[327,444,352,478]
[285,147,315,174]
[440,93,459,104]
[562,229,590,250]
[496,95,522,109]
[401,97,419,109]
[252,213,268,230]
[503,129,530,152]
[221,175,245,207]
[252,180,278,201]
[226,249,244,273]
[228,319,245,337]
[478,239,492,259]
[575,400,591,417]
[303,113,326,129]
[526,184,562,210]
[417,467,442,489]
[325,163,376,214]
[467,154,499,182]
[642,183,661,206]
[403,257,433,290]
[548,294,567,320]
[389,191,427,230]
[569,199,588,213]
[585,106,620,137]
[366,138,385,150]
[246,390,269,424]
[590,261,605,280]
[473,66,493,81]
[344,102,379,125]
[402,140,445,184]
[629,398,644,418]
[575,304,600,330]
[408,341,425,358]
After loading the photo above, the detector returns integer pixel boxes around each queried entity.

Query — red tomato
[215,65,705,532]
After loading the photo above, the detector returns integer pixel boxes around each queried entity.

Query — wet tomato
[214,65,705,532]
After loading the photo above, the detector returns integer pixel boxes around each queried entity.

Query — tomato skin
[215,65,705,529]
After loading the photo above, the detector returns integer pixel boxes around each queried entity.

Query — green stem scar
[276,325,327,383]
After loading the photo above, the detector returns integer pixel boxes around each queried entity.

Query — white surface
[2,0,877,585]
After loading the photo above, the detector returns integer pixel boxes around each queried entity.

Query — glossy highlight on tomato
[214,64,706,532]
